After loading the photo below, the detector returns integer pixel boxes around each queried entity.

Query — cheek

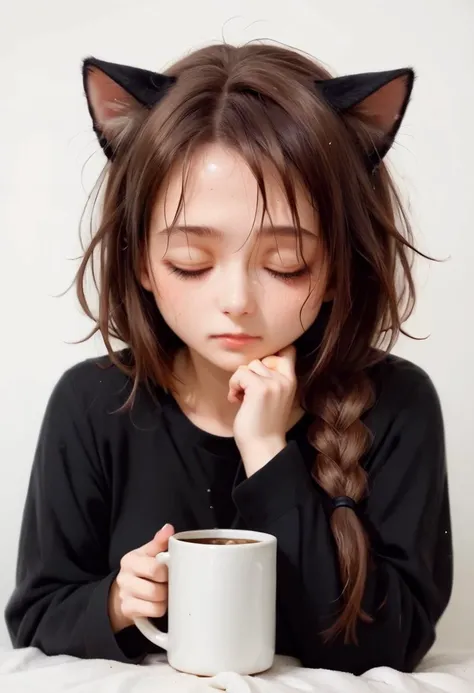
[268,283,323,329]
[151,271,212,343]
[150,272,188,322]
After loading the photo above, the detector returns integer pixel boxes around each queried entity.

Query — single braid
[307,370,376,644]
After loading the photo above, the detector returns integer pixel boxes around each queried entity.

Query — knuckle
[121,551,137,570]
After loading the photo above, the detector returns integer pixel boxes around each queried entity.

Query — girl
[5,42,452,675]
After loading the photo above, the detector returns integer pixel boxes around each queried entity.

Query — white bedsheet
[1,646,474,693]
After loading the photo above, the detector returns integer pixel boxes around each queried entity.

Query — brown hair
[77,42,424,644]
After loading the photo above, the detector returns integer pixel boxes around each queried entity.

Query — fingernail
[161,523,171,531]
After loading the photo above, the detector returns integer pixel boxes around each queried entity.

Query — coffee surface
[179,537,259,545]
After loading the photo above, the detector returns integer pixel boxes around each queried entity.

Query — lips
[211,334,261,347]
[213,333,258,339]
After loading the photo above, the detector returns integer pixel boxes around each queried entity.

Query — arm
[232,370,453,674]
[4,371,149,663]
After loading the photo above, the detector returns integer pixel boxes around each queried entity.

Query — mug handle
[134,551,170,650]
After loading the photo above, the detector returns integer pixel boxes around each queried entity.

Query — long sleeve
[4,371,148,663]
[232,365,453,674]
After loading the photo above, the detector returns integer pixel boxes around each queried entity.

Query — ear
[82,57,176,159]
[316,68,415,167]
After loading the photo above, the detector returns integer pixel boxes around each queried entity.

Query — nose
[217,266,257,317]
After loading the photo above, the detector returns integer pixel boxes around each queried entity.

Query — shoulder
[362,352,445,470]
[363,356,448,529]
[51,349,132,408]
[367,352,442,418]
[46,348,165,426]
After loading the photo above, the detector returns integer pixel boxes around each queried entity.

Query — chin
[211,352,255,371]
[204,343,277,372]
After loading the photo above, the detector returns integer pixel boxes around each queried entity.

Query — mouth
[211,334,261,347]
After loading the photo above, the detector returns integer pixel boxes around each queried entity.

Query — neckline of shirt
[160,388,312,457]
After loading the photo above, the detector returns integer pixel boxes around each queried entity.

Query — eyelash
[167,265,309,282]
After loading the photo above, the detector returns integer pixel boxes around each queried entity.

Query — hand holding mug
[108,524,175,633]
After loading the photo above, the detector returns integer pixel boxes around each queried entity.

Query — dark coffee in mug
[179,537,259,545]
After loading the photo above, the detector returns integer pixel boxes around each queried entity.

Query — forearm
[6,571,148,663]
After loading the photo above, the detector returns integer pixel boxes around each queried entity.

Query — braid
[307,370,376,644]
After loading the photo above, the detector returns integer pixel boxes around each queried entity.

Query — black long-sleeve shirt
[5,350,452,674]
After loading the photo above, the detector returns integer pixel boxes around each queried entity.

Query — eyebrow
[157,224,317,240]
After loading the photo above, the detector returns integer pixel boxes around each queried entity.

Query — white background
[0,0,472,652]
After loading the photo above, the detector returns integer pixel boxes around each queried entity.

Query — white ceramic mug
[134,528,277,676]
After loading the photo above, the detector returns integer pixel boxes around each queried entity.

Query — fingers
[262,345,296,380]
[117,572,168,603]
[121,596,168,620]
[228,346,297,403]
[121,553,168,583]
[277,344,297,369]
[114,525,174,627]
[138,524,175,557]
[246,359,273,377]
[228,364,262,403]
[259,355,280,370]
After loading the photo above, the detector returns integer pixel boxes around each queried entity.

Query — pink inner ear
[360,75,409,132]
[87,67,135,128]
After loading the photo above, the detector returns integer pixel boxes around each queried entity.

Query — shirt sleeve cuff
[232,440,315,528]
[84,571,150,664]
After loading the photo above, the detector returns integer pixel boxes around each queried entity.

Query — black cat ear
[316,68,415,167]
[82,57,177,159]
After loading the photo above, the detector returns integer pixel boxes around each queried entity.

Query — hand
[108,524,175,633]
[228,345,298,475]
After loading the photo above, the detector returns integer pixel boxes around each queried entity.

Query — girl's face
[142,142,331,373]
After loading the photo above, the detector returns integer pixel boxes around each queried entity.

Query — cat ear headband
[82,55,414,169]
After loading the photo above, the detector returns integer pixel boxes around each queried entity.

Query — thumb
[139,523,175,557]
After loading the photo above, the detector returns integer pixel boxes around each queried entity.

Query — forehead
[150,142,317,240]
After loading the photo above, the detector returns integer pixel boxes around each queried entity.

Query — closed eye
[167,266,209,279]
[167,265,309,282]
